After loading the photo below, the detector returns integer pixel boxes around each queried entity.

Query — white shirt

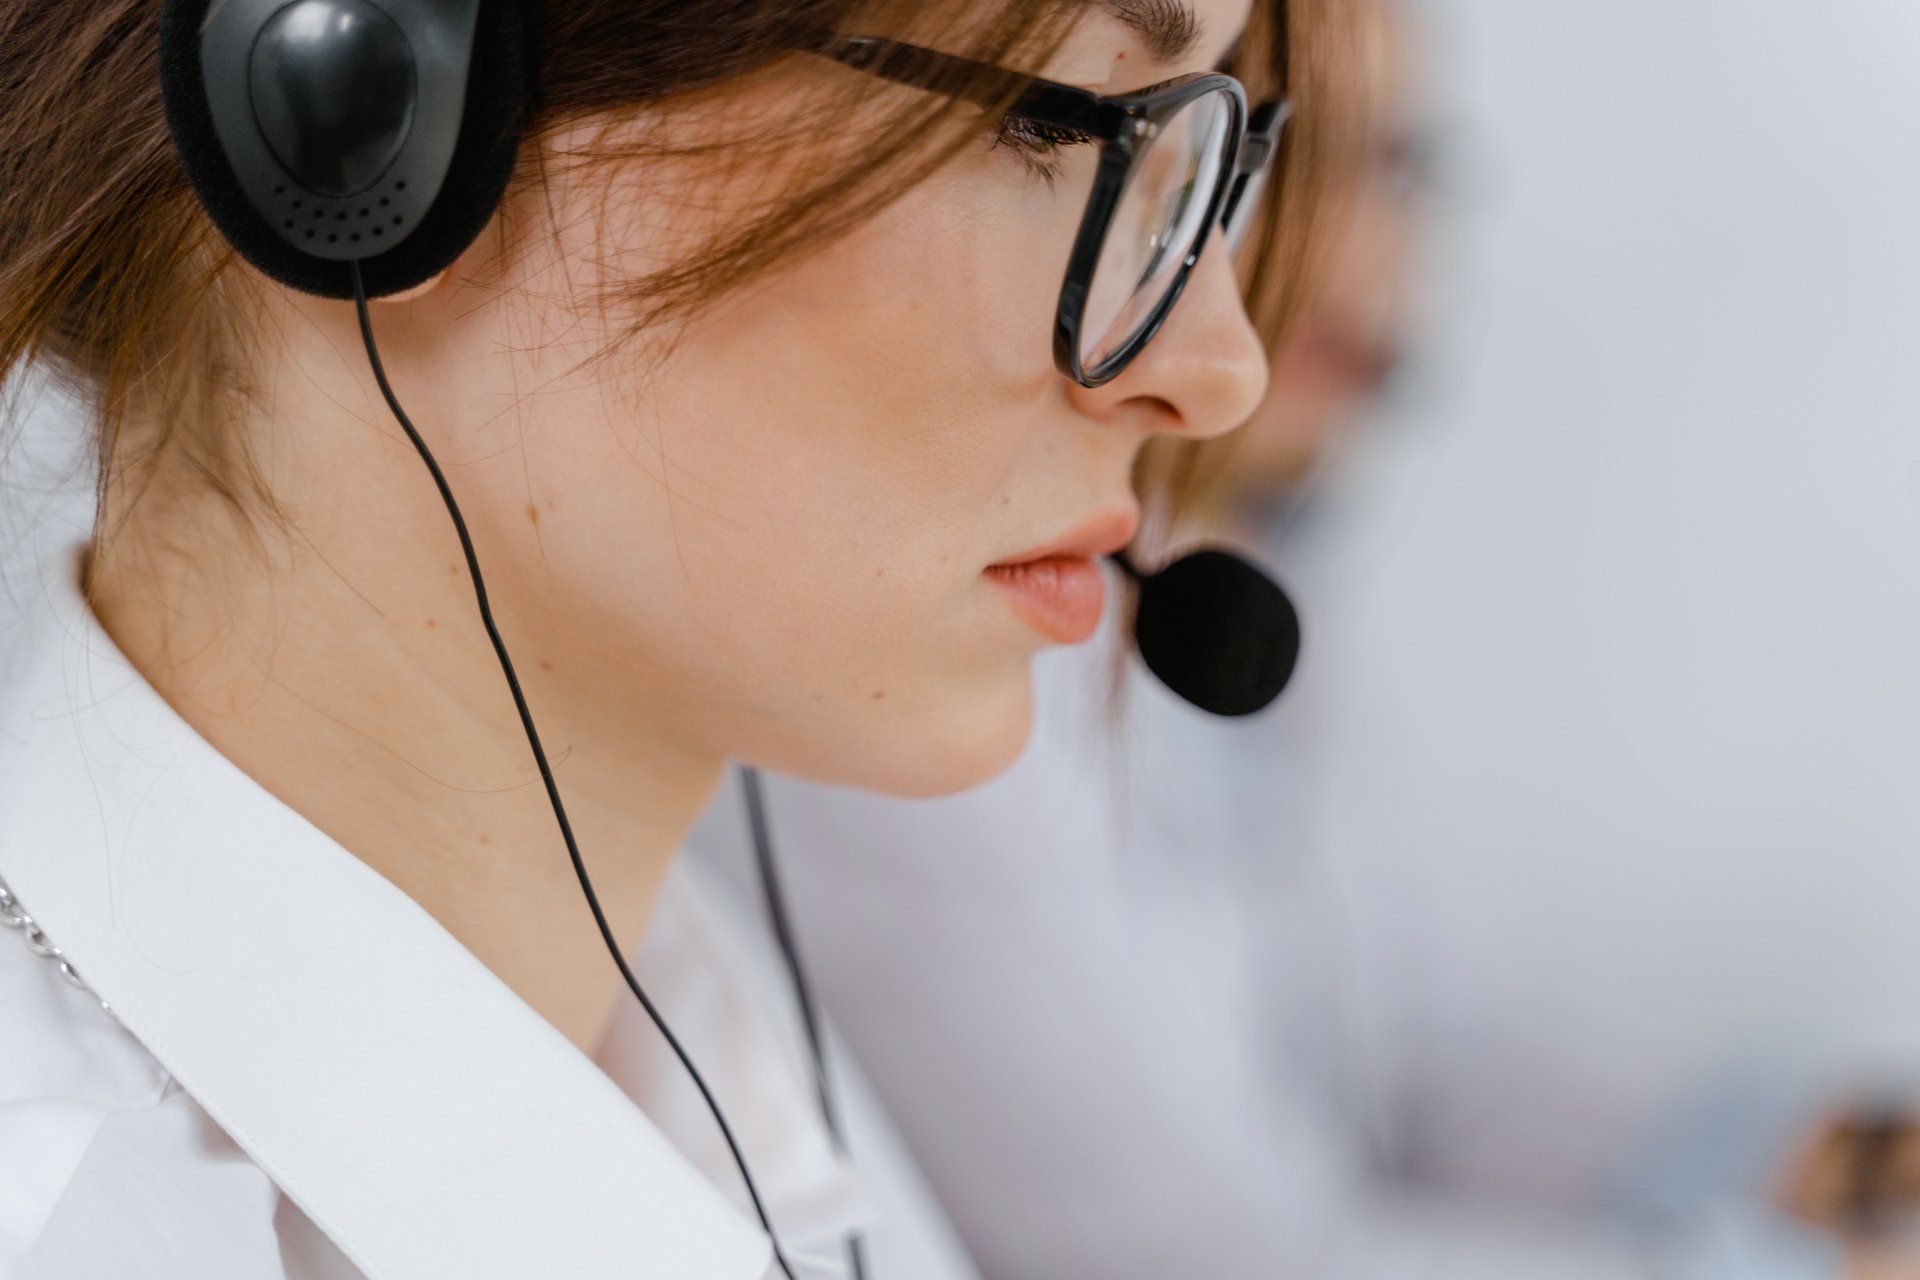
[0,537,977,1280]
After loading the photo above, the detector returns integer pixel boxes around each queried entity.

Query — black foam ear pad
[159,0,530,300]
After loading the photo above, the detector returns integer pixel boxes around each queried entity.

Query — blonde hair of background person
[1133,0,1382,544]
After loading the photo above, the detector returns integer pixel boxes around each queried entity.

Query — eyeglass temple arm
[813,35,1120,138]
[1236,98,1294,176]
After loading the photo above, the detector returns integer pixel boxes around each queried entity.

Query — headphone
[157,2,1301,1275]
[159,0,527,297]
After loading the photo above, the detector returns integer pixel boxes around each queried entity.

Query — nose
[1067,227,1270,441]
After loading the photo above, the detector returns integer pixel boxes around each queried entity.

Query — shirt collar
[0,540,773,1280]
[626,857,878,1271]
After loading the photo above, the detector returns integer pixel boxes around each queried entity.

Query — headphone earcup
[159,0,529,300]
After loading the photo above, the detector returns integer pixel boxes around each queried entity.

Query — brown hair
[0,0,1320,536]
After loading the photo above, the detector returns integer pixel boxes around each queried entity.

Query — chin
[837,669,1037,800]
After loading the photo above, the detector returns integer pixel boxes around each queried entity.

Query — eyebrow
[1102,0,1203,63]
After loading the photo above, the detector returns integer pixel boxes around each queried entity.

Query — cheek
[478,152,1090,792]
[640,160,1086,594]
[773,158,1080,451]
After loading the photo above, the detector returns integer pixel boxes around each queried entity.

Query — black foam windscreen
[158,0,530,299]
[1131,548,1301,718]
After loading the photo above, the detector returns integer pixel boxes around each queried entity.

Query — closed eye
[992,115,1096,184]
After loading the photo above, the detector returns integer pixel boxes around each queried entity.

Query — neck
[88,450,722,1055]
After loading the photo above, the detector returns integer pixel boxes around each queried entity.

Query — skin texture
[87,0,1264,1050]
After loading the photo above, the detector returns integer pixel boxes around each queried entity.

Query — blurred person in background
[693,1,1920,1276]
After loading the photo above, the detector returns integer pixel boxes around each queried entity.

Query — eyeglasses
[820,37,1292,389]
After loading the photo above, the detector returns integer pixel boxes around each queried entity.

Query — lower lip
[984,555,1107,644]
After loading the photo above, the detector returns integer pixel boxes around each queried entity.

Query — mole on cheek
[525,504,541,526]
[871,690,886,701]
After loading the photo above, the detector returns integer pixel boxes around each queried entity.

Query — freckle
[538,659,554,672]
[871,690,886,701]
[424,617,437,629]
[525,504,540,526]
[810,692,825,703]
[1000,494,1011,506]
[449,564,460,577]
[478,833,490,845]
[874,567,885,578]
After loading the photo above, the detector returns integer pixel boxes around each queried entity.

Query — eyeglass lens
[1079,88,1236,373]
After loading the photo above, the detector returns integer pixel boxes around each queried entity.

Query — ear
[158,0,531,301]
[374,267,455,304]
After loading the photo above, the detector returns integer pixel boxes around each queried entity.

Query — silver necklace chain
[0,871,109,1013]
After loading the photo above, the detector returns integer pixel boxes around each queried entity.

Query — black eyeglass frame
[819,36,1291,388]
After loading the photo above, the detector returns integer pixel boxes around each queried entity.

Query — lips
[984,509,1139,645]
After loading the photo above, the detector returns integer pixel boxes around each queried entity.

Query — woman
[0,0,1305,1276]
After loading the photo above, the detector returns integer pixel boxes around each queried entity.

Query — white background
[1306,0,1920,1090]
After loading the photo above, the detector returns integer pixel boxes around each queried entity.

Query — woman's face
[406,0,1266,797]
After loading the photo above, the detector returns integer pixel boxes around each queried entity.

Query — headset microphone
[1114,548,1302,717]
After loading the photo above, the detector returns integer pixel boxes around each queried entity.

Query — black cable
[742,766,871,1280]
[347,262,799,1280]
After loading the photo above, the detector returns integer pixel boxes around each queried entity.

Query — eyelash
[991,115,1095,184]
